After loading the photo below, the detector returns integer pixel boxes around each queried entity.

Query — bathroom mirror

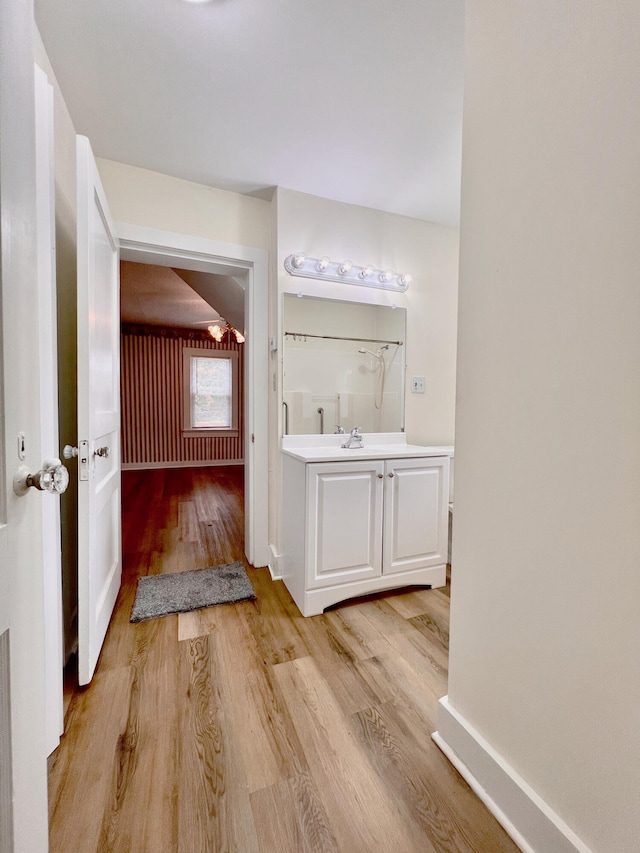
[282,294,406,435]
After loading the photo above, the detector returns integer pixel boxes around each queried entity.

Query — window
[183,347,239,436]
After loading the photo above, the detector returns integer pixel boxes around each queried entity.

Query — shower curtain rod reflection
[284,331,403,346]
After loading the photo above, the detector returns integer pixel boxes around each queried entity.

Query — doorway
[120,261,246,471]
[117,224,269,568]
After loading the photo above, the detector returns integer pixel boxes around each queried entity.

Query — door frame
[117,224,269,567]
[34,63,64,751]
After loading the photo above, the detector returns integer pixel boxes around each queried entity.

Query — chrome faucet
[335,425,345,434]
[341,427,364,449]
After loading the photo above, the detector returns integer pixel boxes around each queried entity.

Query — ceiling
[34,0,465,227]
[121,262,248,330]
[120,263,222,328]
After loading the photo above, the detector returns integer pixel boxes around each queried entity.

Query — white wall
[445,4,640,852]
[96,159,271,251]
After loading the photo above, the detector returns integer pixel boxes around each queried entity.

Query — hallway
[47,466,518,852]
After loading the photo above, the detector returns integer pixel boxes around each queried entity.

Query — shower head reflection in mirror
[358,344,392,409]
[358,344,389,359]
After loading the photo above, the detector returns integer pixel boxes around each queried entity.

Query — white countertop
[282,433,454,463]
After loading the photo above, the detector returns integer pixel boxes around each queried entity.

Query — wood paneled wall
[121,325,244,467]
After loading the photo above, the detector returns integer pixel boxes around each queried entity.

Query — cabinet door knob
[388,472,395,478]
[377,473,384,479]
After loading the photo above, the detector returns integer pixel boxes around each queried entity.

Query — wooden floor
[48,466,519,853]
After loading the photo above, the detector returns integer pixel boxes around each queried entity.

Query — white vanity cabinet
[281,436,451,617]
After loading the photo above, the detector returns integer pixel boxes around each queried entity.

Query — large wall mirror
[282,294,406,435]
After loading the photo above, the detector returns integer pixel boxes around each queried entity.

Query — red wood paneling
[120,325,244,466]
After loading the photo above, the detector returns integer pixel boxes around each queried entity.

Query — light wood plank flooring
[48,465,518,853]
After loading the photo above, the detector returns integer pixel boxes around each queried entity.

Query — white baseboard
[433,697,592,853]
[268,544,283,580]
[122,459,244,471]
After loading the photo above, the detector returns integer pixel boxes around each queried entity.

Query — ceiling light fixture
[284,254,411,292]
[208,323,245,343]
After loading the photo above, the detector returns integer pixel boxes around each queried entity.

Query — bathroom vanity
[281,434,453,616]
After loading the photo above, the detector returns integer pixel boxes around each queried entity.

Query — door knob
[63,445,78,459]
[13,459,70,497]
[94,446,110,458]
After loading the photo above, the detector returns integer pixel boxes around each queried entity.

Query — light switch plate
[411,375,425,394]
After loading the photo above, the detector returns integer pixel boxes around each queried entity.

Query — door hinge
[251,433,255,443]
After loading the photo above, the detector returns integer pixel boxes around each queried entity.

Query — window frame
[182,346,239,437]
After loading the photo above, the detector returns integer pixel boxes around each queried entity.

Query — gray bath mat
[130,561,256,622]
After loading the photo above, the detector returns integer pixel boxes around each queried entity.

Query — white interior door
[1,0,50,847]
[76,135,122,686]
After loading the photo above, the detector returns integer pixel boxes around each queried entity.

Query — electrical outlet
[411,375,425,394]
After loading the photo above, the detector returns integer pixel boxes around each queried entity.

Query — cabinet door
[306,460,384,589]
[383,456,449,575]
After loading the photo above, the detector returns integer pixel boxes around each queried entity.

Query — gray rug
[130,561,256,622]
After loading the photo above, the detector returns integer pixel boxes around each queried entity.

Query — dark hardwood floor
[48,465,518,852]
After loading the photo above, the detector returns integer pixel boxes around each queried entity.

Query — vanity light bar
[284,254,411,293]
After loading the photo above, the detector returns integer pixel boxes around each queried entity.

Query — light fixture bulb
[398,273,412,288]
[316,256,330,272]
[337,260,353,276]
[208,324,224,342]
[291,253,306,269]
[234,329,245,343]
[379,270,394,284]
[359,265,374,280]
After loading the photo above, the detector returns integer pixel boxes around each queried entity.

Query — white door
[76,135,122,686]
[306,460,384,589]
[383,456,450,575]
[1,0,50,848]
